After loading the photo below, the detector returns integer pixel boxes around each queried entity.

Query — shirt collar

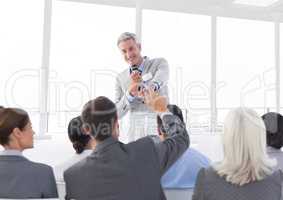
[129,56,146,74]
[0,149,23,156]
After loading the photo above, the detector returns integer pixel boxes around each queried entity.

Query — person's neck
[3,145,23,152]
[85,140,96,150]
[134,56,143,67]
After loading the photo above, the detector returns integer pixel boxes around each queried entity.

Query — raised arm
[144,89,189,174]
[155,113,189,174]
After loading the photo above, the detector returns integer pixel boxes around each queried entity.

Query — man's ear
[113,119,120,138]
[82,124,91,136]
[137,43,141,51]
[157,128,162,136]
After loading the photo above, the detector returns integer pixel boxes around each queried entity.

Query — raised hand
[128,82,140,97]
[144,88,168,113]
[130,71,142,83]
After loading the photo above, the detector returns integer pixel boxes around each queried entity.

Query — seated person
[152,104,210,188]
[54,116,95,182]
[193,108,282,200]
[0,107,58,198]
[262,112,283,169]
[64,90,189,200]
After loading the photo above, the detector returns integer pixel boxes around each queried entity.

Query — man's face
[118,39,142,66]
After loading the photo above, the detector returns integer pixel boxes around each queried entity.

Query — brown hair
[82,96,117,141]
[0,108,30,145]
[68,116,91,154]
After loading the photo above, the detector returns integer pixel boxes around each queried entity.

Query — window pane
[142,10,211,130]
[0,0,43,133]
[217,18,275,123]
[49,1,135,133]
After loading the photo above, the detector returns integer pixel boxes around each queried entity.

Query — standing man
[115,32,169,140]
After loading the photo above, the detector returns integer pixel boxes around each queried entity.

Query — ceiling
[61,0,283,22]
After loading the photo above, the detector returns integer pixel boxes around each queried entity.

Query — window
[217,17,275,123]
[142,10,211,130]
[49,1,135,133]
[0,0,44,133]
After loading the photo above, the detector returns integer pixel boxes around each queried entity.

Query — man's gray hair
[117,32,139,46]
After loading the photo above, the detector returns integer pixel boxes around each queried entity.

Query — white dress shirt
[54,149,93,182]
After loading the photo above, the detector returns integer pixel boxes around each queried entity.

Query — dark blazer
[193,167,283,200]
[0,155,58,198]
[64,114,189,200]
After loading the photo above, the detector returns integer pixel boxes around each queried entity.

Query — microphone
[130,65,142,75]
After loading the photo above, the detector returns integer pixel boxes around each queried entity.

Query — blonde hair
[214,107,276,186]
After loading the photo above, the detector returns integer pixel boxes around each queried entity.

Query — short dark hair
[262,112,283,149]
[157,104,184,135]
[81,96,117,141]
[68,116,91,154]
[0,108,30,145]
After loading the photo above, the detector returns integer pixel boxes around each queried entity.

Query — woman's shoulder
[199,167,283,185]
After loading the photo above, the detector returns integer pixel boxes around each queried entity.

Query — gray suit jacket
[115,57,169,119]
[64,114,189,200]
[0,155,58,198]
[193,167,283,200]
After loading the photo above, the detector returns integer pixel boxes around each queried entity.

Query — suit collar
[0,155,29,161]
[93,137,119,153]
[129,56,148,74]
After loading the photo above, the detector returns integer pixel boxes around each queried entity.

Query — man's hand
[130,71,142,83]
[128,82,140,97]
[144,88,168,113]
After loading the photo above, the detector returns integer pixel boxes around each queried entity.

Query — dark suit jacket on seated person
[64,97,189,200]
[0,107,58,199]
[192,108,283,200]
[0,151,58,198]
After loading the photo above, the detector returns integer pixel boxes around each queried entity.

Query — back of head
[68,116,91,154]
[157,104,184,135]
[0,108,29,146]
[81,96,117,142]
[262,112,283,149]
[215,107,275,186]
